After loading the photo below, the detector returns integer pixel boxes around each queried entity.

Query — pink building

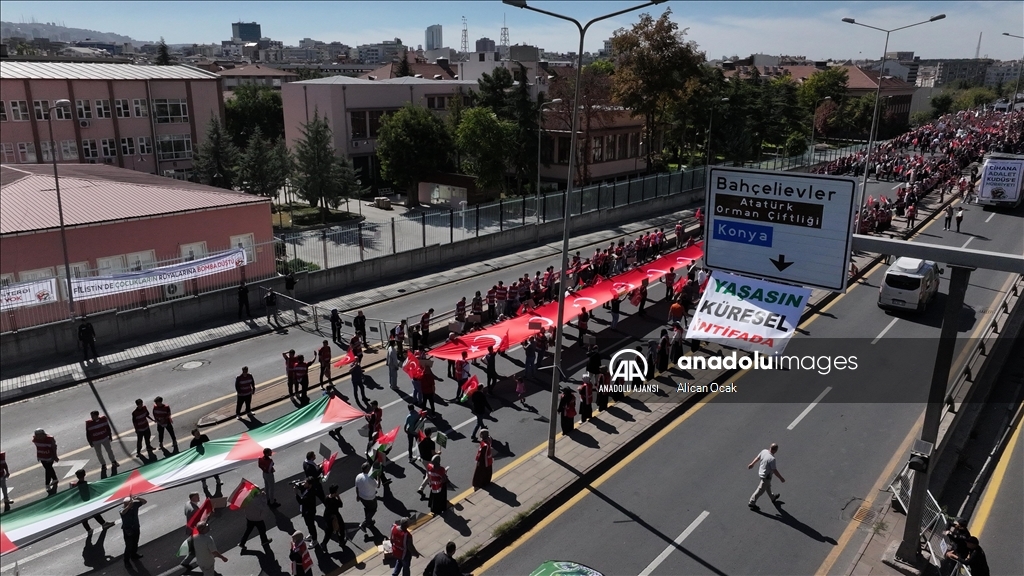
[0,164,274,330]
[0,61,224,180]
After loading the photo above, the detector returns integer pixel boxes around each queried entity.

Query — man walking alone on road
[235,366,256,419]
[747,443,785,510]
[238,281,251,319]
[32,429,59,494]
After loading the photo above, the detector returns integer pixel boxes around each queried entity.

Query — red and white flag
[333,348,356,368]
[320,452,338,481]
[186,497,214,535]
[227,479,261,510]
[498,330,510,353]
[459,375,481,403]
[402,351,424,379]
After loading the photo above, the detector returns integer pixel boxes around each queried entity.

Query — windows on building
[229,233,256,263]
[133,98,149,117]
[96,255,126,275]
[180,242,208,261]
[17,142,36,163]
[426,96,446,110]
[152,99,189,123]
[40,140,55,162]
[137,136,153,155]
[350,110,368,138]
[605,135,617,161]
[126,250,157,271]
[100,138,117,158]
[19,267,56,282]
[0,101,7,122]
[82,139,99,159]
[53,101,72,120]
[368,110,386,137]
[95,99,112,119]
[115,99,132,118]
[121,137,136,156]
[10,100,30,121]
[1,143,15,163]
[76,99,93,120]
[617,134,627,160]
[557,136,571,164]
[156,134,193,160]
[33,100,50,121]
[61,140,79,160]
[592,137,603,163]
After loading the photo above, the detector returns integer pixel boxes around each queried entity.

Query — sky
[1,1,1022,61]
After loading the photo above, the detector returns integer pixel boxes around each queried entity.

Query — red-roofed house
[217,64,300,91]
[0,163,274,330]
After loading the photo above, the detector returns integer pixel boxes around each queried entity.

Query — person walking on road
[190,429,222,491]
[295,478,320,546]
[905,202,917,229]
[180,492,200,569]
[290,531,314,576]
[469,386,493,442]
[78,321,99,362]
[955,206,965,233]
[390,516,421,576]
[1,452,11,511]
[557,387,577,436]
[237,281,251,319]
[420,359,440,414]
[258,448,280,507]
[322,484,346,550]
[119,495,146,569]
[386,339,401,390]
[239,490,273,552]
[472,429,494,490]
[577,308,590,344]
[404,404,423,463]
[424,541,464,576]
[330,309,342,343]
[426,455,450,516]
[313,340,332,387]
[355,462,380,532]
[944,205,953,231]
[131,399,156,458]
[578,376,594,424]
[290,355,315,404]
[72,469,115,531]
[193,521,229,576]
[747,443,785,510]
[481,346,499,392]
[420,309,433,350]
[235,367,256,419]
[354,311,368,349]
[152,397,180,452]
[351,359,367,407]
[85,411,118,473]
[283,350,298,397]
[302,450,328,504]
[264,289,280,326]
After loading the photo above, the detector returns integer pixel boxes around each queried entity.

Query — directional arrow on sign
[769,255,794,272]
[55,459,90,479]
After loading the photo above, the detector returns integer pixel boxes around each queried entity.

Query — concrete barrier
[2,187,703,367]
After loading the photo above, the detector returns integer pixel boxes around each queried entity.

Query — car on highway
[878,257,942,313]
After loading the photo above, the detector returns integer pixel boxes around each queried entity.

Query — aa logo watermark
[610,349,648,381]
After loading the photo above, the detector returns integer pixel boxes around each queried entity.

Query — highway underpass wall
[1,186,704,367]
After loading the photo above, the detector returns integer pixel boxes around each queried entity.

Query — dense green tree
[507,63,539,195]
[446,87,470,172]
[475,67,515,116]
[611,8,705,170]
[225,84,285,149]
[292,111,364,223]
[375,104,454,206]
[813,98,840,143]
[953,86,999,111]
[295,68,325,81]
[192,118,239,189]
[155,37,173,66]
[798,67,849,111]
[396,49,412,78]
[930,92,955,116]
[456,108,513,193]
[841,94,876,137]
[237,126,292,198]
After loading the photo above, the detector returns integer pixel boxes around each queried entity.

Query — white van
[878,257,942,313]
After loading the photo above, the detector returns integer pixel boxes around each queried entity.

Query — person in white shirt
[354,462,380,531]
[191,522,228,576]
[747,443,785,510]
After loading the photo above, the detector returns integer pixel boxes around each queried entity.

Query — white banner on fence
[71,249,247,300]
[1,278,59,310]
[685,271,811,354]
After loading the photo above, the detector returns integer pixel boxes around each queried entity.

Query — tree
[475,67,515,116]
[446,87,469,172]
[295,68,324,81]
[375,104,454,206]
[292,111,364,223]
[192,118,239,189]
[953,86,998,111]
[797,67,848,111]
[549,63,616,184]
[813,98,840,143]
[507,63,539,195]
[611,8,705,170]
[930,92,955,116]
[225,84,285,149]
[841,94,876,137]
[910,110,935,126]
[457,108,513,193]
[155,37,173,66]
[396,49,412,78]
[237,126,292,198]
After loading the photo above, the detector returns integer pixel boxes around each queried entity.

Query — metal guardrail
[889,463,950,568]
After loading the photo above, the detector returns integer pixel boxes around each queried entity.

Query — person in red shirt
[235,367,256,419]
[32,428,59,494]
[472,429,494,490]
[390,517,420,576]
[152,397,179,453]
[85,410,118,472]
[258,448,280,507]
[131,399,155,458]
[317,340,332,387]
[282,350,298,397]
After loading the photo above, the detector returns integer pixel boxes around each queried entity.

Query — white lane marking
[637,510,710,576]
[0,507,152,572]
[55,460,91,480]
[892,184,903,190]
[787,387,833,430]
[961,237,974,249]
[985,212,995,223]
[872,318,899,345]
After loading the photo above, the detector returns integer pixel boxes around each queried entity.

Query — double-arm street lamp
[504,0,667,458]
[808,96,831,166]
[536,98,563,229]
[45,99,77,317]
[1003,33,1023,112]
[842,14,946,218]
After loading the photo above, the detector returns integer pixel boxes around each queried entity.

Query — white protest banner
[977,156,1023,203]
[685,271,811,354]
[1,278,59,310]
[71,249,247,301]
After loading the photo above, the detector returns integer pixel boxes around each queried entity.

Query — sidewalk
[0,207,701,404]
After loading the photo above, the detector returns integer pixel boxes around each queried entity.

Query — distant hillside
[0,20,152,45]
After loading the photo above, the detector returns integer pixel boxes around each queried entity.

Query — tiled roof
[361,61,460,80]
[723,64,915,91]
[378,77,478,86]
[0,61,220,80]
[293,75,377,85]
[0,164,267,235]
[217,64,299,78]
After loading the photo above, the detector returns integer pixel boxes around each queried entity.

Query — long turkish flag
[428,244,703,361]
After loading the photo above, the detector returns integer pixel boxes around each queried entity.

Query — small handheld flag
[227,479,261,510]
[333,348,356,368]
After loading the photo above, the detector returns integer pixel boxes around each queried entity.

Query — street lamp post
[536,98,563,230]
[505,0,667,459]
[706,97,729,168]
[46,99,76,318]
[1003,33,1023,112]
[808,96,831,166]
[842,14,945,221]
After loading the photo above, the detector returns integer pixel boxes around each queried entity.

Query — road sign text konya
[704,167,856,292]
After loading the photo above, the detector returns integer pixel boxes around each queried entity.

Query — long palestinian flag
[0,395,365,556]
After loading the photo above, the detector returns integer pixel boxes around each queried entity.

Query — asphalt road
[0,225,687,576]
[481,195,1024,576]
